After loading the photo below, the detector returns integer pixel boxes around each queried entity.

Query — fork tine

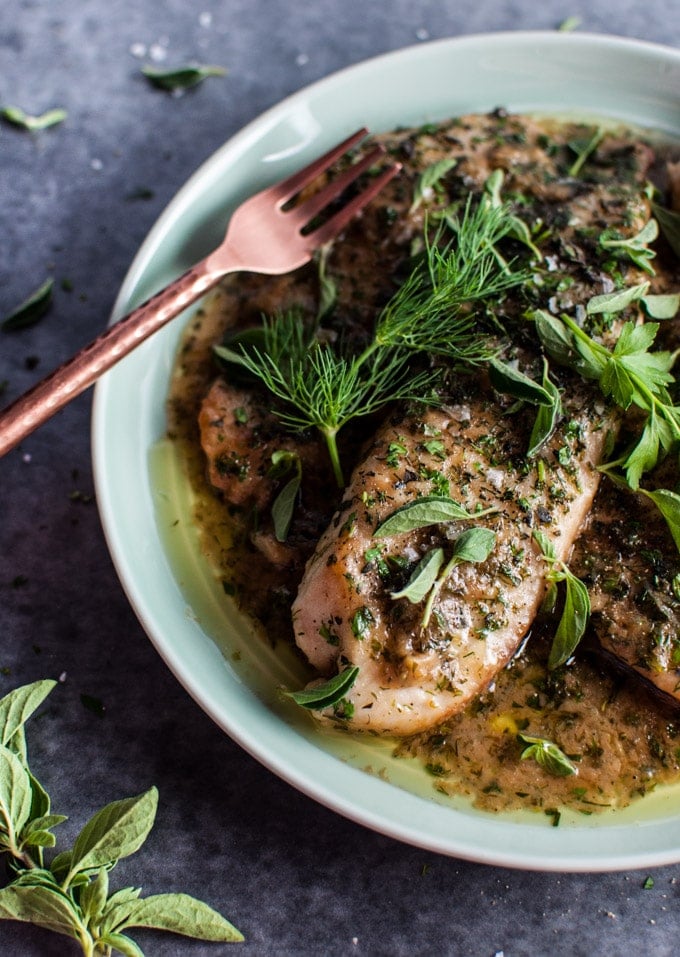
[267,127,369,205]
[293,145,386,224]
[305,162,402,246]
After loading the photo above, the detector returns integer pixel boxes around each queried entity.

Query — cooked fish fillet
[292,379,613,735]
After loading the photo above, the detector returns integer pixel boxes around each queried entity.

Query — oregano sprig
[0,680,243,955]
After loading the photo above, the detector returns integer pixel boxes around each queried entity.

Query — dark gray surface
[2,2,680,954]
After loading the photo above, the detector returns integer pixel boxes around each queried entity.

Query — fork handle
[0,259,223,457]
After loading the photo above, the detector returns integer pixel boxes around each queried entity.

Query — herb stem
[323,427,344,487]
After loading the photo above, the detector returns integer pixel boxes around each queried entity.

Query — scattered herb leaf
[518,733,578,776]
[141,64,226,92]
[1,278,54,332]
[285,666,360,710]
[1,106,67,131]
[533,529,590,668]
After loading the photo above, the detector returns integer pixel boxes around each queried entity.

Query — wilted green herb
[1,278,54,332]
[268,450,302,542]
[285,666,360,710]
[533,530,590,669]
[518,733,578,776]
[1,106,67,130]
[141,64,227,92]
[0,680,242,953]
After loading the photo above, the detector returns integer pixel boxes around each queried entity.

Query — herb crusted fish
[186,110,680,750]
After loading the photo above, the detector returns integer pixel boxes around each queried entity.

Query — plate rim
[92,30,680,872]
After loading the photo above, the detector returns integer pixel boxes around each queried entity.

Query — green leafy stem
[0,680,242,955]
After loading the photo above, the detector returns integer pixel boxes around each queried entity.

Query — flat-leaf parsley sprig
[216,197,528,487]
[0,680,242,955]
[534,290,680,492]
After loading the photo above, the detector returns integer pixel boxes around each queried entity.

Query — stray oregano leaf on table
[1,278,54,332]
[1,106,67,131]
[0,680,243,954]
[141,64,226,93]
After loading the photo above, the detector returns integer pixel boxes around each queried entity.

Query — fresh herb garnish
[373,495,497,537]
[652,201,680,258]
[534,306,680,492]
[488,356,563,457]
[1,106,67,131]
[418,527,497,629]
[268,450,302,542]
[141,64,226,92]
[222,200,527,486]
[0,680,242,952]
[409,158,457,213]
[518,733,578,777]
[533,529,590,669]
[599,219,658,275]
[1,278,54,332]
[285,666,360,710]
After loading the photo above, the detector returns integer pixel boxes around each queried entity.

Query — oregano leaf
[374,495,493,537]
[0,680,55,748]
[390,548,444,602]
[118,892,244,942]
[1,278,54,331]
[0,744,33,846]
[67,787,158,881]
[518,734,577,776]
[0,883,85,939]
[641,488,680,553]
[285,666,359,711]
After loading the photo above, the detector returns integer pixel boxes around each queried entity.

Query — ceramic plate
[92,32,680,871]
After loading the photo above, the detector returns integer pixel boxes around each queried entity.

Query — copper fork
[0,128,400,457]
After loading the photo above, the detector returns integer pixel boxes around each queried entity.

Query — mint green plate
[92,32,680,871]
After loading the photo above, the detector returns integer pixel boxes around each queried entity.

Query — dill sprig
[230,312,436,486]
[374,198,526,360]
[217,197,528,486]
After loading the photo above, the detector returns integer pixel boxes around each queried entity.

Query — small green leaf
[79,867,109,926]
[350,606,374,639]
[67,787,158,882]
[1,278,54,331]
[532,528,557,562]
[586,282,649,315]
[20,829,56,848]
[0,883,85,939]
[97,931,145,957]
[641,292,680,319]
[142,64,226,92]
[449,526,497,564]
[641,488,680,553]
[519,734,577,776]
[269,451,302,542]
[547,572,591,669]
[285,666,359,710]
[374,495,493,537]
[0,744,33,846]
[0,680,55,749]
[410,158,457,212]
[1,105,67,130]
[652,202,680,258]
[527,361,562,457]
[117,892,244,942]
[488,357,555,406]
[390,548,444,602]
